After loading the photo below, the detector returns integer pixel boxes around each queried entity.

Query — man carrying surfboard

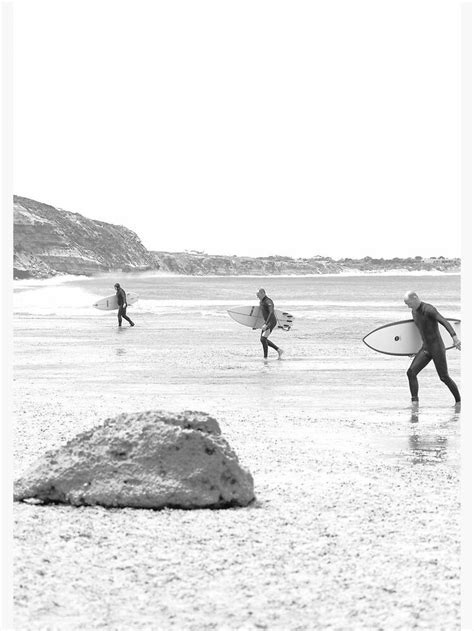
[115,283,135,327]
[257,288,284,361]
[404,291,460,404]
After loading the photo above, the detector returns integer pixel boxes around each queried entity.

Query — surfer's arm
[432,308,461,348]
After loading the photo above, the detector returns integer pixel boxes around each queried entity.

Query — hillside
[13,196,460,278]
[13,196,159,279]
[151,251,460,276]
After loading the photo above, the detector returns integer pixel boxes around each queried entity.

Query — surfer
[403,291,460,404]
[257,288,284,360]
[115,283,135,327]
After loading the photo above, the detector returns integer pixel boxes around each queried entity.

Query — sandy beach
[13,274,461,630]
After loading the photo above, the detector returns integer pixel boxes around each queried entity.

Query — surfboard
[227,306,294,331]
[363,318,461,356]
[93,292,139,311]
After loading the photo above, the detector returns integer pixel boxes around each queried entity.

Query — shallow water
[14,273,461,425]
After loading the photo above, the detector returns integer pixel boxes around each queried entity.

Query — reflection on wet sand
[410,403,419,424]
[115,347,127,356]
[407,407,459,465]
[408,433,448,464]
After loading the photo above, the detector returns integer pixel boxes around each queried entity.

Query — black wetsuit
[260,295,279,358]
[116,288,134,327]
[407,302,460,402]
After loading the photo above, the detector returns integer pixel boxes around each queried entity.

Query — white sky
[13,0,462,259]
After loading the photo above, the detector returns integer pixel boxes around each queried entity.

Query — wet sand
[14,356,460,629]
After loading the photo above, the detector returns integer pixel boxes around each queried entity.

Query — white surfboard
[227,305,294,331]
[363,318,461,356]
[93,292,139,311]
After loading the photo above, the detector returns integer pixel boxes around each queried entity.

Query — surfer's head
[257,288,266,300]
[114,283,120,289]
[404,290,421,309]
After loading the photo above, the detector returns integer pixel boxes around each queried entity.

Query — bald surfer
[257,288,284,361]
[403,291,460,404]
[115,283,135,327]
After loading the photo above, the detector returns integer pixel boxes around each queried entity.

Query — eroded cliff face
[152,252,345,275]
[13,196,160,279]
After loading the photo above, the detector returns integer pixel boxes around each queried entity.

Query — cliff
[13,196,160,279]
[13,196,460,278]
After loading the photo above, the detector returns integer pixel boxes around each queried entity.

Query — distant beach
[13,268,462,287]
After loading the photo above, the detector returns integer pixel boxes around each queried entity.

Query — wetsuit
[260,295,279,358]
[407,302,460,402]
[116,288,134,327]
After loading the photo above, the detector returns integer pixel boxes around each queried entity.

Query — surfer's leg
[265,326,284,359]
[432,347,460,402]
[117,307,123,326]
[264,325,280,353]
[121,307,134,326]
[260,334,269,358]
[406,350,432,401]
[266,339,279,351]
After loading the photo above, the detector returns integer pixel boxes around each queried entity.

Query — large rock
[14,411,255,509]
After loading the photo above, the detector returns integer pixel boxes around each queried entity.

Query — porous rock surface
[14,410,255,509]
